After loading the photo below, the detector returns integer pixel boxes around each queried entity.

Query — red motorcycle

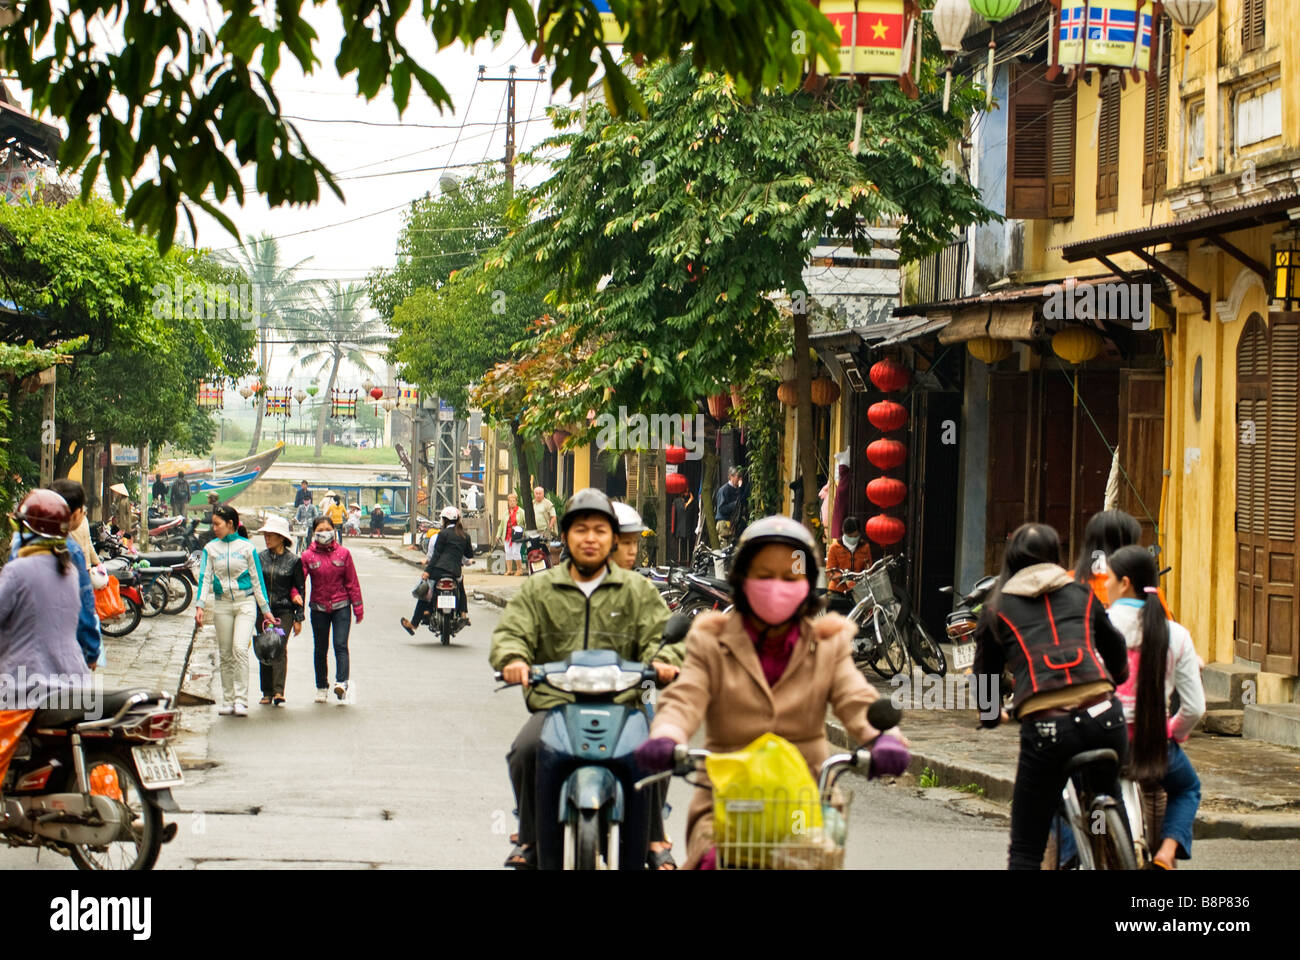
[99,557,146,638]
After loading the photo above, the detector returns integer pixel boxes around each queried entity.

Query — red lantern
[866,477,907,508]
[867,401,908,432]
[730,383,744,411]
[369,387,384,401]
[666,446,687,465]
[707,393,731,420]
[866,514,906,546]
[666,473,689,495]
[869,358,910,393]
[866,439,908,469]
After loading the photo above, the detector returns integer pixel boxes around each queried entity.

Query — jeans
[212,595,256,706]
[310,606,352,688]
[1009,696,1129,870]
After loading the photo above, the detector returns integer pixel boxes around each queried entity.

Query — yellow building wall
[571,444,592,491]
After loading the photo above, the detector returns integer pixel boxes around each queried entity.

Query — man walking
[531,486,557,535]
[294,480,312,507]
[169,470,192,518]
[151,472,168,505]
[714,466,745,531]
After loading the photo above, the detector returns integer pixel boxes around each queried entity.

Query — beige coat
[650,609,880,868]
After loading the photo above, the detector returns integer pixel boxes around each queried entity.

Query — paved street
[4,544,1300,870]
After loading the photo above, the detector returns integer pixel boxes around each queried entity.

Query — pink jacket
[301,541,363,619]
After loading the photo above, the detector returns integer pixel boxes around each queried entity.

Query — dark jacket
[973,563,1128,726]
[151,478,168,502]
[169,477,191,511]
[294,486,311,507]
[259,546,306,621]
[714,481,743,522]
[426,527,473,579]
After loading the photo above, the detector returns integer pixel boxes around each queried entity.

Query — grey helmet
[731,515,823,584]
[560,487,620,537]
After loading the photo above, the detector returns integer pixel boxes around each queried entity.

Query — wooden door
[1117,371,1166,550]
[1236,315,1268,662]
[986,372,1031,571]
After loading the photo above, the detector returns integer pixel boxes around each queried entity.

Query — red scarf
[508,506,519,541]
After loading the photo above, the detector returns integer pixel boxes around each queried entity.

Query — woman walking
[301,516,364,703]
[257,515,305,706]
[195,505,276,717]
[497,492,523,576]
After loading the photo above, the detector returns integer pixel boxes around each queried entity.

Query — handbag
[94,576,126,620]
[412,579,431,600]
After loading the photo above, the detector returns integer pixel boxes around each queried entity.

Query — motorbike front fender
[562,765,624,822]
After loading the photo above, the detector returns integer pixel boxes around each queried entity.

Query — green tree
[287,281,378,459]
[500,58,994,535]
[1,1,842,250]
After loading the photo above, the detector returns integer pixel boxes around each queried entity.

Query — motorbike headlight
[546,665,643,694]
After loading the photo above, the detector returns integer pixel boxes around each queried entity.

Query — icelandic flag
[1059,4,1085,41]
[1088,4,1138,45]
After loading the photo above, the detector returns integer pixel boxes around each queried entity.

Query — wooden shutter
[1096,73,1121,213]
[1007,65,1051,220]
[1242,0,1265,53]
[1047,85,1077,218]
[1142,19,1172,204]
[1235,316,1268,661]
[1265,317,1299,673]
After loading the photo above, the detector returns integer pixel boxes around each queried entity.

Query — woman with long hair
[973,522,1130,869]
[1072,510,1142,601]
[195,504,276,717]
[301,515,364,703]
[1105,545,1205,868]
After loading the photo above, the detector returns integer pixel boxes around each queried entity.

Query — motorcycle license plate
[132,744,184,789]
[436,595,456,610]
[952,641,977,671]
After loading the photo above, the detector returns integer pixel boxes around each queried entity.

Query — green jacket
[489,559,681,710]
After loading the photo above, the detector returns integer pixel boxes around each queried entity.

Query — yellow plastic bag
[706,733,823,867]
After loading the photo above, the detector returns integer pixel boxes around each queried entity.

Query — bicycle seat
[1064,748,1120,779]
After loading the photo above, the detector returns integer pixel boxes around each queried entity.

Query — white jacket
[1107,600,1205,743]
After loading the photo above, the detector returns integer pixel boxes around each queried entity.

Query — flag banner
[816,0,909,78]
[541,0,627,46]
[1058,0,1154,71]
[197,381,224,409]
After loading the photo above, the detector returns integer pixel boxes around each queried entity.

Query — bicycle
[1047,748,1139,870]
[827,560,909,680]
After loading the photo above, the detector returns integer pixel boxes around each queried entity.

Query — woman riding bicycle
[1105,545,1205,869]
[634,515,910,869]
[972,522,1130,870]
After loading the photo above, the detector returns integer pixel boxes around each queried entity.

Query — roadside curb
[825,716,1300,841]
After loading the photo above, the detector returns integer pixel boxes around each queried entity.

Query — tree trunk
[314,353,342,459]
[83,442,100,522]
[792,315,819,534]
[702,425,720,550]
[510,422,538,530]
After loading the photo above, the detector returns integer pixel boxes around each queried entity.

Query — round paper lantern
[968,336,1013,364]
[866,439,908,470]
[933,0,972,52]
[666,446,687,465]
[362,379,374,395]
[250,380,262,395]
[866,514,906,547]
[369,386,384,401]
[810,376,840,406]
[381,398,395,412]
[706,393,731,420]
[867,477,908,508]
[1165,0,1216,36]
[294,389,306,405]
[552,429,571,450]
[1052,326,1104,365]
[969,0,1019,20]
[239,385,253,399]
[776,379,799,406]
[869,358,910,393]
[305,385,319,397]
[666,472,689,495]
[867,401,908,432]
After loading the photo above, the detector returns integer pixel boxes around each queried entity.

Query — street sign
[110,444,140,465]
[438,399,455,421]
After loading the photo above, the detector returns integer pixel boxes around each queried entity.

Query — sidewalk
[377,541,523,609]
[827,674,1300,841]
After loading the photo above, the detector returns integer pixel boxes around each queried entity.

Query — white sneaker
[217,703,235,716]
[314,688,328,703]
[333,680,348,701]
[233,702,248,717]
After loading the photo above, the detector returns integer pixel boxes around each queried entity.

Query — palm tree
[218,233,314,455]
[288,281,379,459]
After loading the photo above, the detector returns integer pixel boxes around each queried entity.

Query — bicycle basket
[865,564,895,605]
[850,578,873,606]
[713,788,851,870]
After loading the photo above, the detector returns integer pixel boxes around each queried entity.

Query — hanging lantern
[1055,0,1158,78]
[239,385,253,399]
[1052,326,1104,365]
[776,379,799,406]
[729,383,745,411]
[305,384,319,397]
[362,379,375,395]
[931,0,972,112]
[865,514,906,546]
[666,472,689,496]
[552,429,572,450]
[294,389,307,406]
[706,393,731,420]
[381,398,395,412]
[967,336,1013,364]
[250,380,262,395]
[866,477,908,508]
[666,446,687,465]
[867,400,908,432]
[1163,0,1215,35]
[866,438,908,469]
[369,386,384,401]
[1273,233,1300,310]
[811,0,924,99]
[869,358,910,393]
[810,376,841,406]
[969,0,1021,106]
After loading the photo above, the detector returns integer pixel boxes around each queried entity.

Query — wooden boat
[155,443,285,485]
[161,443,285,508]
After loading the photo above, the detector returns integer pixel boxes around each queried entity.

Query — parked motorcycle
[938,573,998,674]
[675,571,733,619]
[1,688,183,870]
[98,558,147,638]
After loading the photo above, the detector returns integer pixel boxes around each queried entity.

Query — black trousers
[414,578,466,624]
[507,712,667,851]
[1009,696,1129,870]
[258,605,296,697]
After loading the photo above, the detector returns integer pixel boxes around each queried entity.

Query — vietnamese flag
[818,0,907,77]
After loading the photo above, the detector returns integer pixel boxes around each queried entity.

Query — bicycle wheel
[871,607,909,678]
[1090,805,1138,871]
[140,577,168,618]
[908,615,947,676]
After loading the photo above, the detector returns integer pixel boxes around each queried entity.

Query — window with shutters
[1142,18,1172,204]
[1096,73,1121,214]
[1006,65,1075,220]
[1242,0,1265,54]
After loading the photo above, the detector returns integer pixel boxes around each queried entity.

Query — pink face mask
[743,578,810,626]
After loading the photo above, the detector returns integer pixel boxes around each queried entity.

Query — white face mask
[842,535,860,549]
[315,530,335,544]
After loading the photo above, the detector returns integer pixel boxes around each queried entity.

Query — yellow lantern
[967,337,1013,364]
[1052,326,1104,365]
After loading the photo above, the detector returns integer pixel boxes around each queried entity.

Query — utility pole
[478,64,546,197]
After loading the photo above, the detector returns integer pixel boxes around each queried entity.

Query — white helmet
[440,506,460,522]
[612,501,646,535]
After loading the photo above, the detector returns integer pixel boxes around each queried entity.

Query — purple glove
[868,732,910,779]
[635,737,678,774]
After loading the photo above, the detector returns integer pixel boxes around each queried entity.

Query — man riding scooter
[489,488,681,869]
